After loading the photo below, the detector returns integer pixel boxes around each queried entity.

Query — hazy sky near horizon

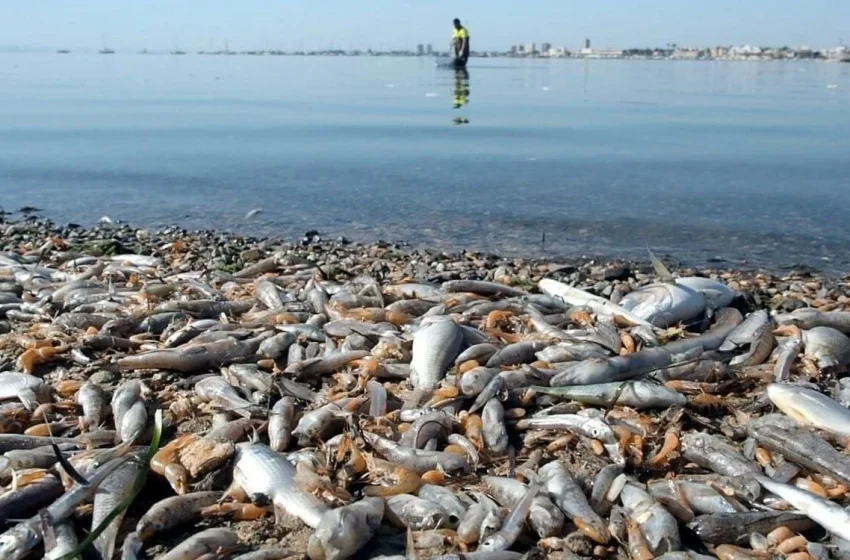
[4,0,848,52]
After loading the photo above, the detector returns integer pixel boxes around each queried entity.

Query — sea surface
[1,53,849,272]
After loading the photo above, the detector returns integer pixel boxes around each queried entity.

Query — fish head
[480,511,501,540]
[775,308,821,329]
[479,533,509,552]
[0,527,35,560]
[619,286,671,317]
[307,508,358,560]
[579,416,615,443]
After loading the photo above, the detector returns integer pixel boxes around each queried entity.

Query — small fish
[756,475,850,541]
[539,278,654,328]
[480,483,539,551]
[517,410,624,465]
[158,527,239,560]
[539,461,609,543]
[233,442,328,528]
[481,398,509,455]
[766,383,850,438]
[802,327,850,370]
[384,494,450,530]
[680,432,761,499]
[409,316,463,397]
[307,497,384,560]
[532,381,686,409]
[620,483,681,555]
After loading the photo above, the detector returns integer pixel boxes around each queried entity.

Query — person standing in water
[451,18,470,66]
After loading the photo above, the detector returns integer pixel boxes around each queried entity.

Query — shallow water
[1,54,849,272]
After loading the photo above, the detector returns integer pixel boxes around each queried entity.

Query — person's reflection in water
[452,68,470,124]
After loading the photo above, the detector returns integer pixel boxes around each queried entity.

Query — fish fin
[406,526,417,560]
[42,408,90,486]
[647,248,675,284]
[40,509,56,550]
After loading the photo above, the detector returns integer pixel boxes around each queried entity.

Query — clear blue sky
[3,0,848,52]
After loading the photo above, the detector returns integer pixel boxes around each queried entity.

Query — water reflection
[452,68,470,124]
[453,68,470,109]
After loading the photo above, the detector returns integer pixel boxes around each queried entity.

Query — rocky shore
[2,215,850,560]
[1,216,844,315]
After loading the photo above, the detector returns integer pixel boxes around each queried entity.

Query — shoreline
[2,216,844,314]
[3,210,845,278]
[2,214,850,557]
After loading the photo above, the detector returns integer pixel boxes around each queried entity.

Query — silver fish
[620,483,681,555]
[92,456,143,560]
[0,372,50,410]
[675,277,736,310]
[385,494,450,530]
[517,410,624,465]
[680,432,761,499]
[539,461,609,543]
[756,475,850,541]
[233,442,329,528]
[268,397,295,452]
[481,398,509,455]
[533,381,686,409]
[483,476,564,539]
[539,278,654,328]
[409,316,463,396]
[720,310,776,367]
[775,308,850,333]
[773,336,803,382]
[158,527,239,560]
[619,283,706,328]
[802,326,850,370]
[766,383,850,438]
[307,497,384,560]
[479,483,539,552]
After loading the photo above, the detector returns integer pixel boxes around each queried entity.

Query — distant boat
[57,49,70,54]
[170,50,186,55]
[99,35,114,54]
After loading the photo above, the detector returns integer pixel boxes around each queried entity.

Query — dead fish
[801,326,850,370]
[618,283,706,328]
[385,494,450,530]
[307,497,384,560]
[766,383,850,438]
[532,381,686,409]
[233,442,328,528]
[409,316,463,397]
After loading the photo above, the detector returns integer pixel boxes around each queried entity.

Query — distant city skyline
[3,0,849,52]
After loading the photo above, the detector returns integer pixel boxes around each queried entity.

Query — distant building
[710,46,729,59]
[672,47,702,60]
[585,38,591,49]
[510,45,518,56]
[541,42,551,54]
[729,44,762,57]
[417,44,424,56]
[525,42,536,55]
[426,44,433,55]
[579,46,623,59]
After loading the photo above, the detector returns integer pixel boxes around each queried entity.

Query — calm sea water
[1,54,849,272]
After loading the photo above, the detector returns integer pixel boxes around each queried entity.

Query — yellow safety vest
[452,27,469,40]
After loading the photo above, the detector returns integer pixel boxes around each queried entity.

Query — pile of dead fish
[1,222,850,560]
